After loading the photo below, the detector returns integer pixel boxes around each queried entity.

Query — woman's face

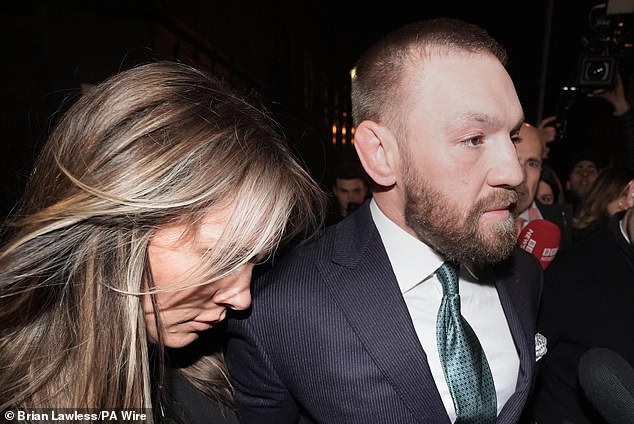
[144,207,253,348]
[536,180,555,205]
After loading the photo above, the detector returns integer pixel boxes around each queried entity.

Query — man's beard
[403,164,518,266]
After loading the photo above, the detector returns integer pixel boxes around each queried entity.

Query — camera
[576,55,618,88]
[570,0,634,92]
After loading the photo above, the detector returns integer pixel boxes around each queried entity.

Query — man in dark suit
[515,122,573,250]
[226,18,543,423]
[325,159,370,227]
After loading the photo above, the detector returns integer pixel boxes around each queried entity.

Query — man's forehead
[407,53,522,125]
[516,132,543,158]
[336,177,365,186]
[573,160,598,170]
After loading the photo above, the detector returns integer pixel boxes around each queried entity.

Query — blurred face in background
[536,180,555,205]
[567,160,599,200]
[515,124,544,214]
[333,178,368,216]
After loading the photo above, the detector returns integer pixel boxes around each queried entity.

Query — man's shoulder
[490,247,543,282]
[260,231,332,276]
[548,220,612,273]
[287,204,377,260]
[499,248,543,306]
[511,246,542,268]
[257,215,374,276]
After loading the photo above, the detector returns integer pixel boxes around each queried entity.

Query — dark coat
[161,367,239,424]
[529,211,634,423]
[537,200,574,250]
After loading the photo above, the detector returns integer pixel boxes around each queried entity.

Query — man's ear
[353,120,398,187]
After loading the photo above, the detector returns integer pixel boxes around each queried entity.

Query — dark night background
[1,0,633,219]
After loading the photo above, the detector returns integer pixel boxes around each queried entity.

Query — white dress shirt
[369,199,520,421]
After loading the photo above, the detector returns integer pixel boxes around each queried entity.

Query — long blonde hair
[0,61,325,416]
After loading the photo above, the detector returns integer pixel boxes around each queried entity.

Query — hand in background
[593,72,631,116]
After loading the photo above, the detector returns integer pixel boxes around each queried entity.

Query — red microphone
[516,219,561,270]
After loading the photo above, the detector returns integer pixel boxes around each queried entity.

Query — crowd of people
[518,71,634,422]
[1,14,633,424]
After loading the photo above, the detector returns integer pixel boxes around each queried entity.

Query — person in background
[560,72,633,215]
[515,122,573,249]
[537,115,559,160]
[528,172,634,424]
[325,159,369,226]
[225,18,542,423]
[564,153,601,215]
[572,166,634,242]
[541,71,633,211]
[537,163,564,205]
[515,123,544,224]
[0,61,325,423]
[536,180,555,205]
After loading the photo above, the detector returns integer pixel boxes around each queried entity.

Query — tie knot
[437,261,459,295]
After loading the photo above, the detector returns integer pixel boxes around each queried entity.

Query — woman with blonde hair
[0,61,325,422]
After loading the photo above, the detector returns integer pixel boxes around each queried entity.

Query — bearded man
[225,17,543,424]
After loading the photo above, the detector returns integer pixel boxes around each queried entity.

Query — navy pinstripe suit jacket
[226,202,542,423]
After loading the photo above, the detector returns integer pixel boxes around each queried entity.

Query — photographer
[545,4,634,194]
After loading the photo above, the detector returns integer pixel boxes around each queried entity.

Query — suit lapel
[488,254,536,419]
[316,204,449,421]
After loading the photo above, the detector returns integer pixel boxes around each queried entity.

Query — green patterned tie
[436,262,497,423]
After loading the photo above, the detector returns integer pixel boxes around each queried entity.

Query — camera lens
[585,61,609,81]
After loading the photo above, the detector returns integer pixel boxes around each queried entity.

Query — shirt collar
[519,200,541,222]
[619,215,631,243]
[370,199,444,293]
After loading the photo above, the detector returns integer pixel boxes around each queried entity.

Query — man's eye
[462,136,484,147]
[527,160,542,169]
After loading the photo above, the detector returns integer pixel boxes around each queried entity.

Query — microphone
[516,219,560,270]
[578,348,634,424]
